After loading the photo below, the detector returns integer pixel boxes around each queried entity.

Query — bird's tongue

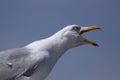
[79,26,100,47]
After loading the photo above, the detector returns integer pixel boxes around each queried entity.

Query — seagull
[0,24,100,80]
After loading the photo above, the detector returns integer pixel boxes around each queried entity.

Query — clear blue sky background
[0,0,120,80]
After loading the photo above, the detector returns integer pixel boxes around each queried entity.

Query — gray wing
[0,48,42,80]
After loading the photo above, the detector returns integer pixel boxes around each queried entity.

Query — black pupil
[73,26,80,31]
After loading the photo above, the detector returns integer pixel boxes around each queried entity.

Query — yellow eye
[72,26,80,31]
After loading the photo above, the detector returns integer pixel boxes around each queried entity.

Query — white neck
[25,30,72,57]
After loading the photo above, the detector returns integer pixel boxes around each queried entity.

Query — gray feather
[0,48,41,80]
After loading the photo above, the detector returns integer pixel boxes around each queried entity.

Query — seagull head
[57,24,100,48]
[25,24,100,56]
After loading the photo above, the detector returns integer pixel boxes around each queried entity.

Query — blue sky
[0,0,120,80]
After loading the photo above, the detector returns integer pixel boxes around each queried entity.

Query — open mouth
[79,26,101,47]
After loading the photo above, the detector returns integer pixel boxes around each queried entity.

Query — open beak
[79,26,101,47]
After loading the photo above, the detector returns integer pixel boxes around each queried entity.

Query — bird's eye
[72,26,80,31]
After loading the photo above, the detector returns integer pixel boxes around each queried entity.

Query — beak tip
[93,43,99,47]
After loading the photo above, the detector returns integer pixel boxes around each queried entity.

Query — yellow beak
[79,26,101,47]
